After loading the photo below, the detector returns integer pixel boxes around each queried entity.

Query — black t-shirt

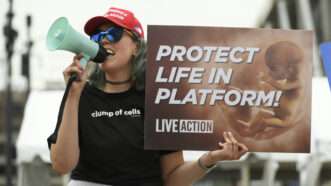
[47,83,175,186]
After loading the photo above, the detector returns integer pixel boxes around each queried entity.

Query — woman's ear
[132,41,140,57]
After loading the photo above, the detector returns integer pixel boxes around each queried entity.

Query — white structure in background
[16,91,63,186]
[0,0,273,91]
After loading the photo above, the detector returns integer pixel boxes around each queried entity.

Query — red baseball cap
[84,7,144,39]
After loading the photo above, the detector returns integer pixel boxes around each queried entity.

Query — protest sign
[145,25,312,152]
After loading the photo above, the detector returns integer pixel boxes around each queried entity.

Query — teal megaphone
[46,17,109,68]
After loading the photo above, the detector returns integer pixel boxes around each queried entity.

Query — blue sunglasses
[90,27,137,44]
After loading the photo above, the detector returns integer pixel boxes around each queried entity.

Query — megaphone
[46,17,110,68]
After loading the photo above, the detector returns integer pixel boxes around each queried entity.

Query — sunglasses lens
[90,34,100,42]
[90,27,124,43]
[108,27,124,42]
[105,34,115,42]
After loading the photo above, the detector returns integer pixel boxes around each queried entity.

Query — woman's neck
[103,71,132,93]
[103,83,132,93]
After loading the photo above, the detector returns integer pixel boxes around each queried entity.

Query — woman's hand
[200,132,248,167]
[63,53,89,95]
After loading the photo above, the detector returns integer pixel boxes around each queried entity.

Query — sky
[0,0,273,91]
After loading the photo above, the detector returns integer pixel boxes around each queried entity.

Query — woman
[47,7,248,186]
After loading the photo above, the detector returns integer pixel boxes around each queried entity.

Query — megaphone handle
[79,54,90,69]
[70,54,89,81]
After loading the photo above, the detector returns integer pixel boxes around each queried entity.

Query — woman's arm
[161,132,248,186]
[50,54,88,174]
[161,151,214,186]
[50,92,81,174]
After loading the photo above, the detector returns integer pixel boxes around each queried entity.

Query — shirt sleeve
[46,88,68,150]
[46,78,79,150]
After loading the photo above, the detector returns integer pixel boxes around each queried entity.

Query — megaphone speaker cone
[46,17,69,50]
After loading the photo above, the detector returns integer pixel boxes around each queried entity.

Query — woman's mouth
[105,48,116,56]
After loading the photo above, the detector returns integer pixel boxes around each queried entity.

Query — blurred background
[1,0,331,185]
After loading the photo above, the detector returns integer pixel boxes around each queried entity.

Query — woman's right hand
[63,53,89,95]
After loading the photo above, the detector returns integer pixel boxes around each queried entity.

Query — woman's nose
[100,36,111,45]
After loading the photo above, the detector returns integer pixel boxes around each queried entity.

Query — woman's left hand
[200,131,248,167]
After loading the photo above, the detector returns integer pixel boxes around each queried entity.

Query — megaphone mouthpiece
[93,45,111,63]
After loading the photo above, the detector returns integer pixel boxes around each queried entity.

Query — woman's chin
[100,62,117,71]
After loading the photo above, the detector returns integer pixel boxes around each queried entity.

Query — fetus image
[219,41,305,139]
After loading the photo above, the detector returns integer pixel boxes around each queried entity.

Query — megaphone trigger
[80,54,90,69]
